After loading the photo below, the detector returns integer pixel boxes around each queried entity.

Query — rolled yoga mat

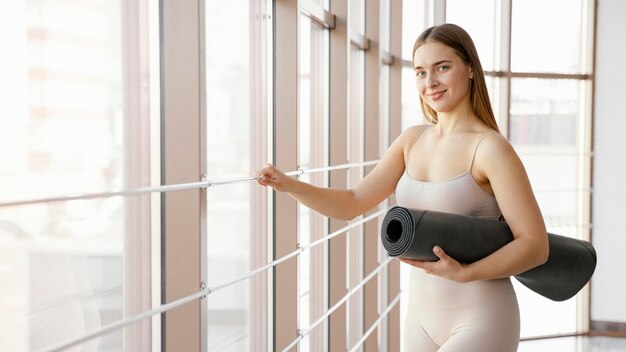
[381,206,597,302]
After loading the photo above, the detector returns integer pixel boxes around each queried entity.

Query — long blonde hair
[412,23,499,132]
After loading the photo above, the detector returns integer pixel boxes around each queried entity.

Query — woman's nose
[425,74,438,88]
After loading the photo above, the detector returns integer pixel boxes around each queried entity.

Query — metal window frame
[387,0,403,350]
[363,0,382,351]
[273,1,300,351]
[300,0,336,29]
[160,0,203,351]
[250,1,273,350]
[327,0,349,350]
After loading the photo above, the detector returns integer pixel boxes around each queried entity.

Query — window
[0,1,154,350]
[205,1,271,350]
[400,0,427,131]
[297,13,330,352]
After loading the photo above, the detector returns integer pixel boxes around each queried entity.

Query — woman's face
[413,41,473,114]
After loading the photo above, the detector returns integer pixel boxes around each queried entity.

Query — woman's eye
[416,71,425,78]
[437,65,449,72]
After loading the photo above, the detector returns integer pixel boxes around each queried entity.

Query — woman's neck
[434,102,478,135]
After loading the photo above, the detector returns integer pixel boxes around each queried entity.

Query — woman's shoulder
[396,124,430,148]
[474,130,519,164]
[401,124,430,140]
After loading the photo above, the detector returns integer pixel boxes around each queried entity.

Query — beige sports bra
[395,126,501,220]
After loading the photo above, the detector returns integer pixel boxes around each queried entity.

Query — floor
[518,336,626,351]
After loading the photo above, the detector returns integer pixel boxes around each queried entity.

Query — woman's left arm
[400,134,549,282]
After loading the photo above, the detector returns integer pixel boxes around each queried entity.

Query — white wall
[591,0,626,323]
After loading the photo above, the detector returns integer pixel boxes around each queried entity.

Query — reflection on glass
[298,15,328,352]
[510,78,579,146]
[401,67,426,131]
[510,78,581,337]
[511,0,582,73]
[446,0,496,71]
[401,0,426,61]
[205,1,252,351]
[0,1,152,350]
[350,0,365,35]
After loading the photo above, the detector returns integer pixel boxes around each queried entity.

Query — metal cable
[35,206,388,352]
[347,292,402,352]
[0,159,380,207]
[281,257,394,352]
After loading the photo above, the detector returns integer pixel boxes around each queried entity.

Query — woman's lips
[427,90,446,101]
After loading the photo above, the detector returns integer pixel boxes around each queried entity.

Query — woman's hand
[253,164,296,192]
[398,246,473,283]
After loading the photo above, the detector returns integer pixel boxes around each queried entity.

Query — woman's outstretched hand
[253,164,296,192]
[398,246,473,283]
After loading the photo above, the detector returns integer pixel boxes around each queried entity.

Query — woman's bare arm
[254,126,425,220]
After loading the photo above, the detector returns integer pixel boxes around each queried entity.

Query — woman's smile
[426,90,447,100]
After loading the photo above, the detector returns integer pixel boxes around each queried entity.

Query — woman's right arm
[254,126,423,220]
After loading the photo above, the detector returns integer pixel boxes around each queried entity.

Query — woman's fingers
[433,246,450,261]
[397,246,468,282]
[254,163,288,191]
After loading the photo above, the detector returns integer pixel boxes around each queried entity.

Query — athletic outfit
[395,126,520,352]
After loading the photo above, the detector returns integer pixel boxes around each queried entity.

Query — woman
[255,23,548,351]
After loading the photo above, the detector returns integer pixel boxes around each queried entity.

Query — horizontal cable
[516,151,593,156]
[207,208,386,294]
[0,180,208,208]
[0,286,121,329]
[485,70,592,80]
[0,159,379,208]
[38,288,208,352]
[282,257,394,352]
[37,207,387,352]
[347,292,402,352]
[533,187,592,193]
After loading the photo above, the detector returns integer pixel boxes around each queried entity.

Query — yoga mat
[381,206,597,301]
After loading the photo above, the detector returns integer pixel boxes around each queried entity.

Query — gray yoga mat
[381,206,597,301]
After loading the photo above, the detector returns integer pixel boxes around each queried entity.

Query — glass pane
[510,78,579,146]
[204,0,267,351]
[298,15,328,352]
[401,67,426,131]
[484,75,499,125]
[346,43,365,349]
[446,0,496,71]
[0,1,153,351]
[402,0,427,61]
[350,0,365,35]
[510,78,581,337]
[511,0,583,73]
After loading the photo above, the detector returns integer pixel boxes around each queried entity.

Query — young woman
[254,23,548,351]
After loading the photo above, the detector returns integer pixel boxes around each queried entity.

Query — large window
[0,1,402,351]
[0,1,155,350]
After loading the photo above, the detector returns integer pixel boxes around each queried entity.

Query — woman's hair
[412,23,499,131]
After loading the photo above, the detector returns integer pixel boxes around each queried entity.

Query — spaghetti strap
[469,131,499,171]
[406,125,432,165]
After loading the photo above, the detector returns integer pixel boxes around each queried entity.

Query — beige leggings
[402,269,520,352]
